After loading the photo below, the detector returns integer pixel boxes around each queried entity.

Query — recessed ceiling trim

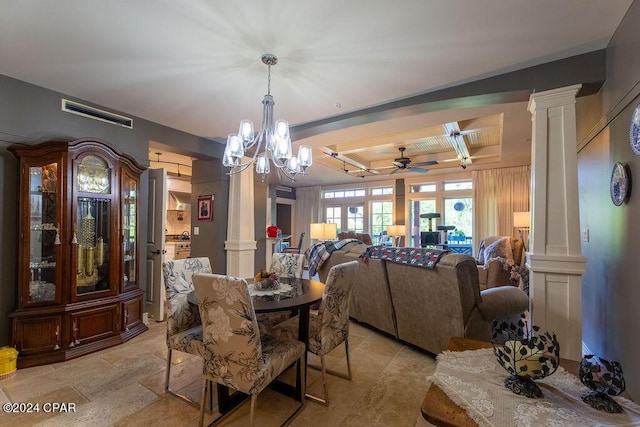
[62,99,133,129]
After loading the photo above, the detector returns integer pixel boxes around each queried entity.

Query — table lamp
[386,224,406,247]
[513,211,531,251]
[310,223,338,243]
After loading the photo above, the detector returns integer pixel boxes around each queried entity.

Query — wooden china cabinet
[9,138,148,368]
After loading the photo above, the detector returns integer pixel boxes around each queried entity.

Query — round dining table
[189,277,325,411]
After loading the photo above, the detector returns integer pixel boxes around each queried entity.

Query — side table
[421,337,581,427]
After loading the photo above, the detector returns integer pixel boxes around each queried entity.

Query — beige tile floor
[0,320,438,426]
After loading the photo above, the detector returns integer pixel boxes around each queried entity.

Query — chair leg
[344,337,352,380]
[199,377,208,427]
[305,339,352,406]
[165,348,201,408]
[250,395,257,427]
[164,348,172,392]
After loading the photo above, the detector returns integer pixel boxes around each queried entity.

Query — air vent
[62,99,133,129]
[276,185,293,192]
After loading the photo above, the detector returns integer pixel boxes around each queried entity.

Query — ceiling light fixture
[222,54,312,182]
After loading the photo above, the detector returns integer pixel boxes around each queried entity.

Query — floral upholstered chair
[269,253,305,280]
[255,253,306,335]
[272,260,358,405]
[162,257,212,405]
[192,273,306,426]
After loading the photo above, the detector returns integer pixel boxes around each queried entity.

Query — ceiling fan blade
[392,161,405,168]
[408,167,428,173]
[413,160,438,167]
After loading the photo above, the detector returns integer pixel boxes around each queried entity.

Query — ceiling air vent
[61,99,133,129]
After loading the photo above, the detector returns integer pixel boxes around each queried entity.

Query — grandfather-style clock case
[9,138,148,368]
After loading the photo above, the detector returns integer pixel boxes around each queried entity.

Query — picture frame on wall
[197,195,214,221]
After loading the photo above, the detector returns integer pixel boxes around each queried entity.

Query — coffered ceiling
[1,0,633,186]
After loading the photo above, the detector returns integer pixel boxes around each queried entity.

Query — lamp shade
[310,223,337,240]
[513,211,531,229]
[386,224,406,237]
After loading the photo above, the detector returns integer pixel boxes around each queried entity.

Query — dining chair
[255,253,306,336]
[269,252,305,278]
[192,273,306,427]
[272,260,358,405]
[162,257,212,406]
[282,231,305,254]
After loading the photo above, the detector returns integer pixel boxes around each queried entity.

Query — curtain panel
[293,186,322,253]
[473,165,531,248]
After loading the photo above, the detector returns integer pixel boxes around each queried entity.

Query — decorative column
[225,165,256,278]
[527,84,586,361]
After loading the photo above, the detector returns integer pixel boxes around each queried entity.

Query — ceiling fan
[389,147,438,174]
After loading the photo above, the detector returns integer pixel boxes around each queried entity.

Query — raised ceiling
[0,0,632,186]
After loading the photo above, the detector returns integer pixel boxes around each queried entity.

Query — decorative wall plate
[610,162,630,206]
[630,103,640,155]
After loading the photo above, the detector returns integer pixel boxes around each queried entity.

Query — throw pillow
[483,237,513,262]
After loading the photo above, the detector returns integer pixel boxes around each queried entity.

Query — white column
[527,84,586,361]
[225,166,256,278]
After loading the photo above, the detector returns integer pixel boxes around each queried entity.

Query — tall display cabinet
[9,138,148,368]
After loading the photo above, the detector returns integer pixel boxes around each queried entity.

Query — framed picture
[197,195,213,221]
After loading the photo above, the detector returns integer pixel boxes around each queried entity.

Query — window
[409,199,437,247]
[325,206,342,233]
[443,181,472,191]
[443,198,472,238]
[323,188,365,198]
[346,205,364,233]
[370,201,393,238]
[371,186,393,196]
[410,184,437,193]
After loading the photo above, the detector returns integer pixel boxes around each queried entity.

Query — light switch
[582,229,589,242]
[193,227,200,236]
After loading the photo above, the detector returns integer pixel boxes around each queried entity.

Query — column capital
[528,84,582,112]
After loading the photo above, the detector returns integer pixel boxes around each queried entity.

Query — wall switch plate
[582,229,589,242]
[193,227,200,235]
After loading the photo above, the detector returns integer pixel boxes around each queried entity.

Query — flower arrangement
[253,270,279,290]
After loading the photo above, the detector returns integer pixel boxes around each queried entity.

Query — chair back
[269,253,305,278]
[163,257,212,336]
[315,260,358,353]
[192,273,262,394]
[282,231,305,254]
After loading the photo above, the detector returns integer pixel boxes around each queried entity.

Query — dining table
[188,276,325,413]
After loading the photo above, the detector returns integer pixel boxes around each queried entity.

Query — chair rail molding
[527,84,587,361]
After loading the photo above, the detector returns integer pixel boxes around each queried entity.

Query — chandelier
[222,54,312,181]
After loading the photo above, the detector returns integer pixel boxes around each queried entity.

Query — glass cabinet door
[122,173,137,289]
[28,163,60,303]
[73,155,112,297]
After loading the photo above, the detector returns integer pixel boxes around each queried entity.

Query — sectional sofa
[316,242,529,355]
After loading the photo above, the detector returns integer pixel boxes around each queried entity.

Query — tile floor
[0,320,438,426]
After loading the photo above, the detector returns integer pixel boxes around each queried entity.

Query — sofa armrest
[477,258,512,289]
[477,286,529,321]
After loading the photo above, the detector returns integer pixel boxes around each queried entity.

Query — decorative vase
[492,315,559,398]
[579,355,625,413]
[267,225,279,238]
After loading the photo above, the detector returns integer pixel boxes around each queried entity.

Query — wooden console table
[421,337,581,427]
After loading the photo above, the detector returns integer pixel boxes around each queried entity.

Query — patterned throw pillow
[483,237,513,262]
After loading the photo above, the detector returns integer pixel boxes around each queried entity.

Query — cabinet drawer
[13,315,62,355]
[68,303,120,347]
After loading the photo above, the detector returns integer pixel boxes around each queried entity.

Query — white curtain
[293,186,322,253]
[473,165,531,244]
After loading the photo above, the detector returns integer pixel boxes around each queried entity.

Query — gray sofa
[316,242,529,355]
